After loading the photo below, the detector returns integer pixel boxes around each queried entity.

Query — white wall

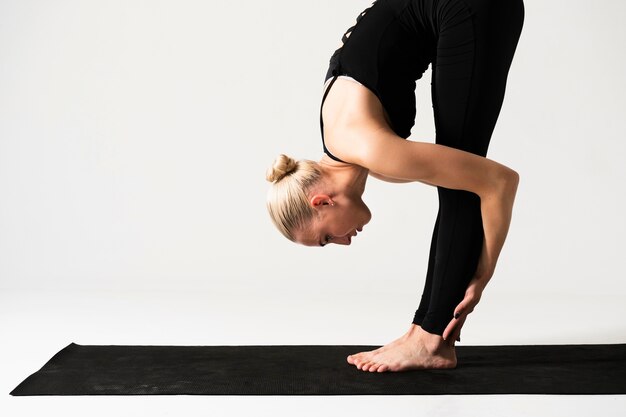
[1,0,625,339]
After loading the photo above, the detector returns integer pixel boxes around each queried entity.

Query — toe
[368,363,380,372]
[377,364,388,372]
[355,356,368,367]
[361,361,371,371]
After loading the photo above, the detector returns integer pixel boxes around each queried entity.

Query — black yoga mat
[10,342,626,395]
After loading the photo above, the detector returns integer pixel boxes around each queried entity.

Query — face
[294,197,371,247]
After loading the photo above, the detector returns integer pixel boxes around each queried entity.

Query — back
[323,0,435,139]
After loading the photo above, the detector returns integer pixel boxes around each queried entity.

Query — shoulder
[332,121,436,184]
[322,80,394,165]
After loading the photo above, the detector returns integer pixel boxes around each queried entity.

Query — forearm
[477,171,519,279]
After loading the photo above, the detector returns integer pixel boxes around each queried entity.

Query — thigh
[432,0,525,156]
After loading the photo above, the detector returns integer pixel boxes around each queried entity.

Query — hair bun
[266,154,298,183]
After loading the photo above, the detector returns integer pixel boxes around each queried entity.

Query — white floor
[1,289,625,417]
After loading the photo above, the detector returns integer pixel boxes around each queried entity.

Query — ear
[309,194,334,208]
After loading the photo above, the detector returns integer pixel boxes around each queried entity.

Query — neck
[318,154,369,198]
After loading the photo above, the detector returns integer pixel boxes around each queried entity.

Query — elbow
[506,168,520,188]
[499,167,520,198]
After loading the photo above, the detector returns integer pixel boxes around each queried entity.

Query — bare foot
[346,324,417,367]
[346,324,457,372]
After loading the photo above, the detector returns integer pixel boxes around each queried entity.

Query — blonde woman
[266,0,524,372]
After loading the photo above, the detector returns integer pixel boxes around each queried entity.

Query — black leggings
[412,0,524,335]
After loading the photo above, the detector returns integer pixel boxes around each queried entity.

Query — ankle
[417,327,449,353]
[400,323,418,339]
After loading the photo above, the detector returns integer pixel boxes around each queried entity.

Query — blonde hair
[266,154,323,241]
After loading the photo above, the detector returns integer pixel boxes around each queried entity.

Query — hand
[442,170,518,343]
[442,275,486,342]
[442,238,492,342]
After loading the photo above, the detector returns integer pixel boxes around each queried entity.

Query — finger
[452,316,467,342]
[444,309,468,341]
[453,299,471,320]
[449,321,461,342]
[444,298,471,340]
[442,317,459,341]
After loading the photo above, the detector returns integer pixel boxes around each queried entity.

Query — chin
[364,210,372,225]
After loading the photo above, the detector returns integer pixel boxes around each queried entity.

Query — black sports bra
[319,0,434,163]
[319,75,350,163]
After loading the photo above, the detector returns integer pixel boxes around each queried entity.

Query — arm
[337,124,518,279]
[369,171,435,186]
[354,126,514,198]
[440,172,518,342]
[369,171,413,183]
[337,124,519,342]
[477,172,519,280]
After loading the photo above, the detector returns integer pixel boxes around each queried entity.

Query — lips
[347,227,363,244]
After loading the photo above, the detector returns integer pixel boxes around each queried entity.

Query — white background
[1,0,625,415]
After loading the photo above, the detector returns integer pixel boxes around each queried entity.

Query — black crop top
[320,0,435,163]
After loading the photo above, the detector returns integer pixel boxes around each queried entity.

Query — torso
[321,77,394,164]
[318,0,436,175]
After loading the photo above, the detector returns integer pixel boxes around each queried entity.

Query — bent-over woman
[266,0,524,372]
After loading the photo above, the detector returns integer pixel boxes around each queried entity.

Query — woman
[266,0,524,372]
